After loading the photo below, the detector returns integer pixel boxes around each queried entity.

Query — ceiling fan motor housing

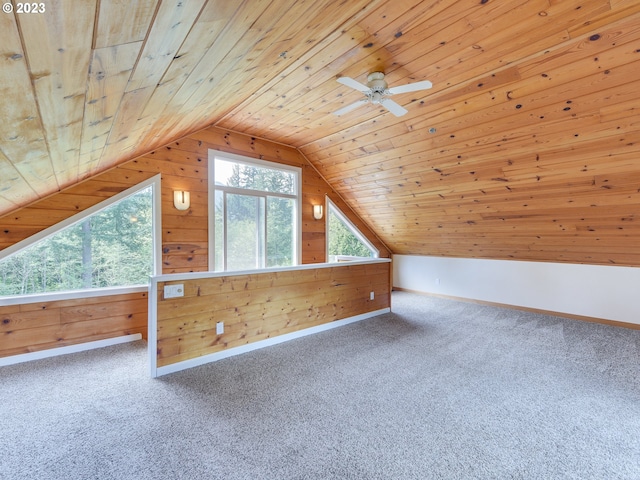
[367,72,388,92]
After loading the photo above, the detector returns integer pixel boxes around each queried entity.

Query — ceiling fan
[333,72,432,117]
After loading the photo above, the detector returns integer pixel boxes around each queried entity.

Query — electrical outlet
[370,291,375,300]
[435,278,440,285]
[164,284,184,298]
[216,322,224,335]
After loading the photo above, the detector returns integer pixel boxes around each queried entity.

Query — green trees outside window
[212,156,299,271]
[327,200,378,261]
[0,186,154,297]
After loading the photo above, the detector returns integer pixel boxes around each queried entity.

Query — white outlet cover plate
[164,284,184,298]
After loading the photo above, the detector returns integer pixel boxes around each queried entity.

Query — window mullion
[217,185,296,200]
[262,195,267,269]
[223,191,228,272]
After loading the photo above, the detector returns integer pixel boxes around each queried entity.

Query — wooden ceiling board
[303,13,640,170]
[2,0,640,266]
[81,41,143,171]
[150,0,378,153]
[137,0,241,123]
[234,0,480,142]
[218,0,473,135]
[17,1,98,187]
[298,2,612,151]
[0,11,54,198]
[210,7,381,133]
[99,0,208,167]
[0,150,32,213]
[94,0,159,49]
[128,0,277,153]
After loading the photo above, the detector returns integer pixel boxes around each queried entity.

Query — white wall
[393,255,640,325]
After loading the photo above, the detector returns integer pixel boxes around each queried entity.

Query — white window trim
[0,175,162,298]
[325,196,379,261]
[207,150,302,271]
[0,285,149,306]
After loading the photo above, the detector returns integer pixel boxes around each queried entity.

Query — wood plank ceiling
[1,0,640,265]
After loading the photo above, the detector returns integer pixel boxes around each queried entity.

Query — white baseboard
[153,308,391,378]
[0,334,143,367]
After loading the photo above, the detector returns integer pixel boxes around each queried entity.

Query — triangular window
[0,178,158,297]
[327,198,378,262]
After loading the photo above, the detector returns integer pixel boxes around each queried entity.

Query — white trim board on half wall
[393,254,640,326]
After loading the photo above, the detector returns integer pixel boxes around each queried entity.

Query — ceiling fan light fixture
[370,91,384,104]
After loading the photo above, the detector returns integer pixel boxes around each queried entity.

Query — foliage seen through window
[0,186,153,296]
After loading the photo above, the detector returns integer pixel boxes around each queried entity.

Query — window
[0,178,159,297]
[209,152,300,271]
[327,198,378,262]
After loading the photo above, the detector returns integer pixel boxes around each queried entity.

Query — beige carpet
[1,291,639,479]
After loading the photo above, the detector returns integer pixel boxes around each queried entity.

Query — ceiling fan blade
[333,98,369,116]
[380,99,408,117]
[388,80,433,95]
[336,76,370,93]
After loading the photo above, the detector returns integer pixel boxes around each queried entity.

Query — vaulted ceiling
[2,0,640,264]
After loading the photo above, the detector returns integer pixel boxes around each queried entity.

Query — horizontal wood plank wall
[155,261,390,368]
[0,291,147,358]
[0,125,389,269]
[0,125,388,357]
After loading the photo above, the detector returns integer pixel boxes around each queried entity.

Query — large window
[327,198,378,262]
[209,152,300,271]
[0,179,158,297]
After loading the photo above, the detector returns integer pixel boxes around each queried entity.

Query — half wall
[150,259,391,377]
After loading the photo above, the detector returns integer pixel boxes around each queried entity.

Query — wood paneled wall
[0,125,389,358]
[0,125,389,270]
[0,291,147,358]
[154,261,391,369]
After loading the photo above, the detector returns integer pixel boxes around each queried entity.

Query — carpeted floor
[1,291,640,479]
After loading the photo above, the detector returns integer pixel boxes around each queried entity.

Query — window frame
[0,175,162,300]
[207,150,302,271]
[325,196,379,261]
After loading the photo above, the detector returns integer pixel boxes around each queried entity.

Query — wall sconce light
[313,204,323,220]
[174,190,190,210]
